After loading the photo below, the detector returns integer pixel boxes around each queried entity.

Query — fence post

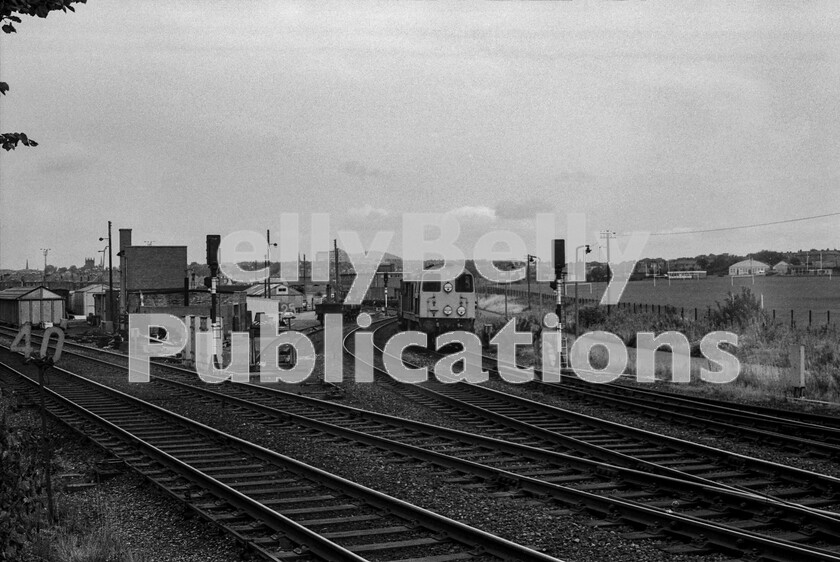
[791,309,794,328]
[809,310,812,326]
[828,310,831,325]
[785,344,806,397]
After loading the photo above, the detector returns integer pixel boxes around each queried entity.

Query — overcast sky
[2,1,839,269]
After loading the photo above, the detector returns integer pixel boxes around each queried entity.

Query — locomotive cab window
[455,273,473,293]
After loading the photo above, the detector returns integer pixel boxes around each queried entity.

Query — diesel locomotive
[398,270,476,339]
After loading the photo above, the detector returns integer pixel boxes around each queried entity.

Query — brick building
[118,228,188,330]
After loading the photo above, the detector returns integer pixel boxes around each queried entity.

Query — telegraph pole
[264,229,277,297]
[302,254,308,308]
[525,254,537,310]
[599,230,616,309]
[98,224,116,329]
[265,229,270,297]
[574,244,591,338]
[333,239,341,301]
[40,248,50,285]
[107,222,114,327]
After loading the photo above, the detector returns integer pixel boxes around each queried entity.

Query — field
[502,275,839,326]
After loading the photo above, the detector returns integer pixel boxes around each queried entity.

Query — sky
[1,1,839,270]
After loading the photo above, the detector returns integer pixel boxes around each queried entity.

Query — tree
[587,265,610,283]
[706,253,744,276]
[1,0,85,150]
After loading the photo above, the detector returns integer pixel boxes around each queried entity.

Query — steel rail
[8,323,840,560]
[144,369,840,561]
[367,322,840,510]
[526,378,840,456]
[0,347,561,562]
[396,323,840,450]
[0,359,366,562]
[31,325,840,561]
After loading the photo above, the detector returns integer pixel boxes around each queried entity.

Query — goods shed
[0,286,66,327]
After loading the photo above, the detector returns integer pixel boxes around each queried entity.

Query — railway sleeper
[260,494,338,506]
[229,478,302,489]
[239,485,317,497]
[660,543,714,556]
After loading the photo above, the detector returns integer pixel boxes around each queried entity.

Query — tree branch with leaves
[0,0,85,150]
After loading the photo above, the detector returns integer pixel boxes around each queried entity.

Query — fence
[476,281,838,328]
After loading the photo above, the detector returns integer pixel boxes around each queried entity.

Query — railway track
[527,376,840,457]
[462,339,840,457]
[0,349,559,562]
[173,368,840,558]
[7,324,840,560]
[398,322,840,457]
[367,322,840,508]
[601,385,840,430]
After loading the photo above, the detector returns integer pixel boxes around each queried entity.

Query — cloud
[340,204,398,233]
[340,160,389,179]
[494,199,546,220]
[348,204,389,219]
[555,170,598,185]
[447,206,496,221]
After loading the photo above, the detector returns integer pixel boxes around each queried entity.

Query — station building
[728,259,769,276]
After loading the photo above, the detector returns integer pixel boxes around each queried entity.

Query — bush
[708,287,767,330]
[0,396,48,562]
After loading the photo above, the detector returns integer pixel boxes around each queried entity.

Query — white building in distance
[728,259,769,276]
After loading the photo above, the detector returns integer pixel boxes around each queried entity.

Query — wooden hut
[0,286,66,327]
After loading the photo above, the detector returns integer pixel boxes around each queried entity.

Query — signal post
[206,234,222,362]
[552,239,567,369]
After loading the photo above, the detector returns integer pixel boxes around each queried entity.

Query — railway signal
[552,239,567,368]
[206,234,222,354]
[553,239,565,317]
[572,244,592,338]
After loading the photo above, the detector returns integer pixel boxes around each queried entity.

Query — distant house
[246,281,305,310]
[71,283,108,317]
[670,257,699,271]
[773,261,791,275]
[728,259,769,276]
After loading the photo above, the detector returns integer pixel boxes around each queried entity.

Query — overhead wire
[617,211,840,237]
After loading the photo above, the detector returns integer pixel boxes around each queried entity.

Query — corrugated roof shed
[729,259,769,269]
[0,286,64,300]
[74,283,110,294]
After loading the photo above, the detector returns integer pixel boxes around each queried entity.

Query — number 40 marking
[10,322,65,363]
